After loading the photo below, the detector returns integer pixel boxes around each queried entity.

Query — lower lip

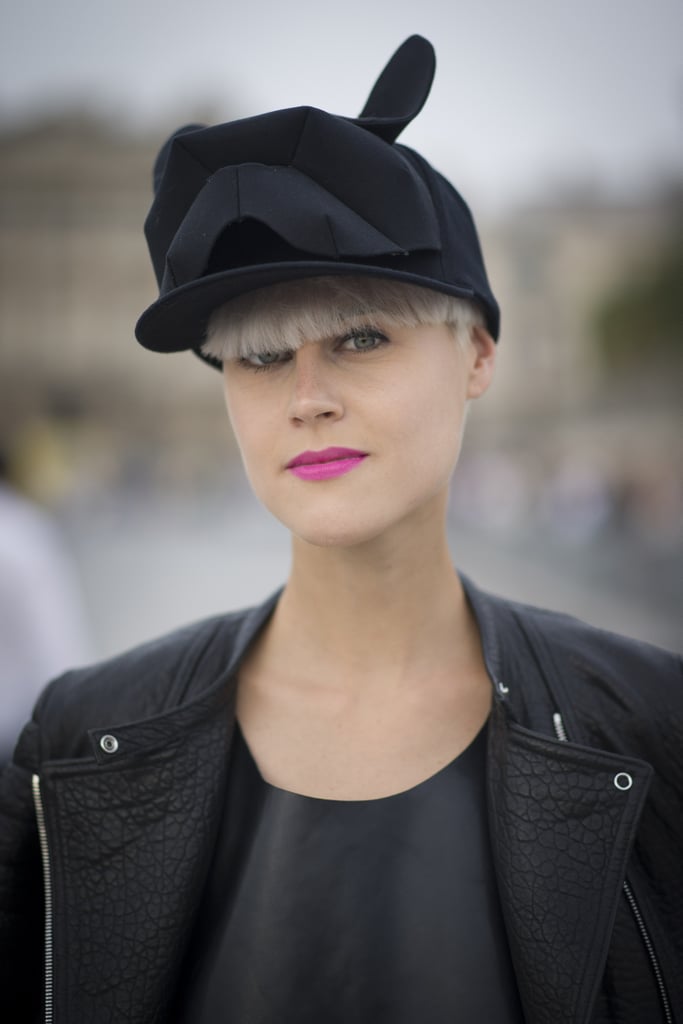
[288,456,367,481]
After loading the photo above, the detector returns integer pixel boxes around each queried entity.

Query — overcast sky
[2,0,681,210]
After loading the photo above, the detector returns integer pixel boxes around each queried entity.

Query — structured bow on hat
[135,36,499,362]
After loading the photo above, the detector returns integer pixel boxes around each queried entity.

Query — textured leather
[44,700,232,1022]
[488,711,652,1023]
[1,578,681,1024]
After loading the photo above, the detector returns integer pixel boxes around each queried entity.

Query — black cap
[135,36,499,365]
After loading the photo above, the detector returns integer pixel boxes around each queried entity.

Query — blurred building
[0,114,232,496]
[479,191,680,424]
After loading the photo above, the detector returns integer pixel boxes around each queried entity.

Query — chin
[273,505,393,550]
[258,480,449,551]
[287,502,443,551]
[293,521,385,550]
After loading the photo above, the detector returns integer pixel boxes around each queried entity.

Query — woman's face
[222,317,495,549]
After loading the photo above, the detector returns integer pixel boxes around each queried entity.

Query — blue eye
[340,328,388,352]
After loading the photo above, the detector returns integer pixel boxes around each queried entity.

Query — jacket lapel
[42,691,236,1024]
[487,700,652,1024]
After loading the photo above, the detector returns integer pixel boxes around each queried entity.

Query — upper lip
[286,447,367,468]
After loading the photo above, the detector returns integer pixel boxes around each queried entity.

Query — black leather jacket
[1,577,681,1024]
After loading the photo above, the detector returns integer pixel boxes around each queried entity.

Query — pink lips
[286,447,368,481]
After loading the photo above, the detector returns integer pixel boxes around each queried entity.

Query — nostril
[288,396,342,422]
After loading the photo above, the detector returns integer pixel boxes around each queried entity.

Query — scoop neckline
[233,717,488,805]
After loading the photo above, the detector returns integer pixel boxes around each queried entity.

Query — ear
[466,325,497,400]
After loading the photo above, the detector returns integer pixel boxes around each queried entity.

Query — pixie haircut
[202,276,484,363]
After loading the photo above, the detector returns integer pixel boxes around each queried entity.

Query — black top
[176,722,524,1023]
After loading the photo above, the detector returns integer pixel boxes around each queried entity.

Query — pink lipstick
[286,447,368,481]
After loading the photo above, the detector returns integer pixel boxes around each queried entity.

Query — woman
[1,36,681,1024]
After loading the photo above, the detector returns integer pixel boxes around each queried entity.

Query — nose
[287,344,344,425]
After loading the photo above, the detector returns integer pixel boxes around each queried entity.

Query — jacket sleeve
[0,719,44,1023]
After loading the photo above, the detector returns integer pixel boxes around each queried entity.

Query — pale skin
[222,316,497,800]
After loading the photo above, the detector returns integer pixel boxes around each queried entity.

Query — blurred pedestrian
[0,450,89,767]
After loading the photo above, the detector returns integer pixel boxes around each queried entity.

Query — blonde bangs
[202,277,483,362]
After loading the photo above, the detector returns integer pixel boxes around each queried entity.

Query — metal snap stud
[614,772,633,791]
[100,734,119,754]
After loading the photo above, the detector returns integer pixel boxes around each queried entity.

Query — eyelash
[237,326,389,372]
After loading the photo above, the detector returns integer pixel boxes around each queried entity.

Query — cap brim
[135,260,483,358]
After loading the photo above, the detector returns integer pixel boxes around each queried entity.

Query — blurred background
[0,0,681,746]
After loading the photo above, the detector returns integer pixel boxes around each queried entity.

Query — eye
[239,350,292,370]
[338,327,388,353]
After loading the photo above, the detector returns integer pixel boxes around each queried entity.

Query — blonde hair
[202,276,483,362]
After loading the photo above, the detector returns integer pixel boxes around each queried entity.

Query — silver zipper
[622,879,673,1024]
[551,712,672,1023]
[32,775,54,1024]
[552,711,568,743]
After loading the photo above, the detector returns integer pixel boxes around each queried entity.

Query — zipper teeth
[622,879,673,1024]
[551,713,672,1024]
[552,711,568,743]
[32,775,54,1024]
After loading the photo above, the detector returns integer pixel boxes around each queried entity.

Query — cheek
[223,386,266,476]
[393,369,467,462]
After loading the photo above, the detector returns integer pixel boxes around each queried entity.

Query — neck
[258,511,481,694]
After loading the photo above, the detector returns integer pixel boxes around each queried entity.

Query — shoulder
[510,595,680,683]
[519,599,681,739]
[471,577,681,688]
[466,576,682,754]
[17,593,279,765]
